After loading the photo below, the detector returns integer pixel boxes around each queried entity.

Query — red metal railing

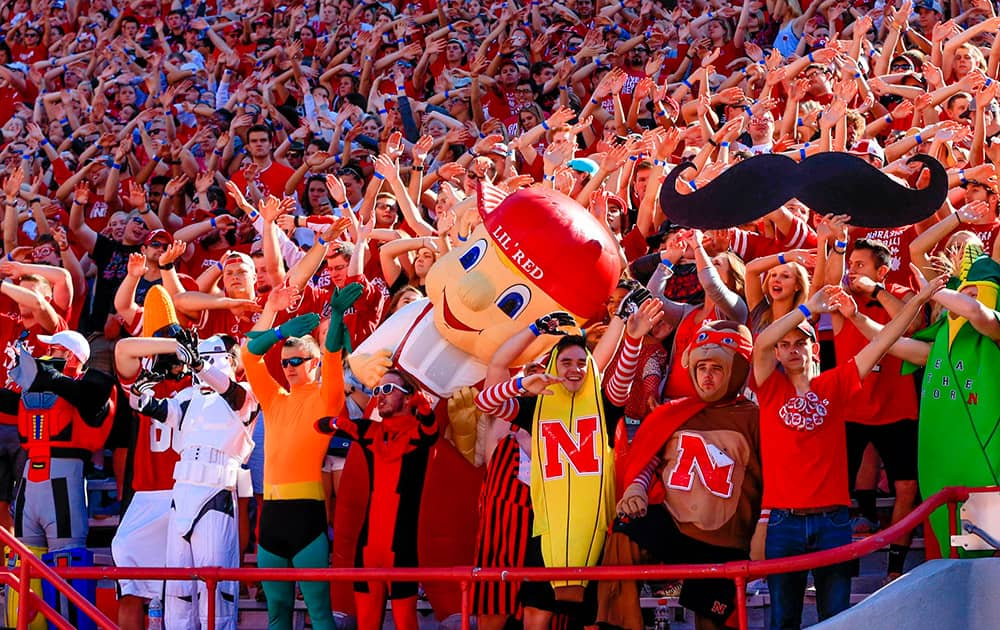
[1,486,992,630]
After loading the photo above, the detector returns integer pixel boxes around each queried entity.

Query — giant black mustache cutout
[659,152,949,229]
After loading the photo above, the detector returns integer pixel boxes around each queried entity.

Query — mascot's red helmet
[482,187,621,321]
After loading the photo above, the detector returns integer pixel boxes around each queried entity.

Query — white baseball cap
[37,330,90,364]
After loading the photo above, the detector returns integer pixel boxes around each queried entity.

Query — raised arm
[852,272,944,378]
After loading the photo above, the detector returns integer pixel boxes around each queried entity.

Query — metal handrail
[3,486,991,630]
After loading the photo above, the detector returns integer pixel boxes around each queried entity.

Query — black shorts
[614,504,746,623]
[0,426,25,504]
[517,534,598,621]
[846,419,918,486]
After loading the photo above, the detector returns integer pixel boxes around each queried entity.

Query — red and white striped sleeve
[604,334,643,406]
[475,378,522,422]
[630,455,662,490]
[730,229,751,259]
[781,215,818,249]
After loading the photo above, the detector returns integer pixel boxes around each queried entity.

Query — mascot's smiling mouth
[441,293,482,333]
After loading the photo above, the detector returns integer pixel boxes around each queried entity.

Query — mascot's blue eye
[696,332,709,342]
[496,285,531,318]
[459,239,488,271]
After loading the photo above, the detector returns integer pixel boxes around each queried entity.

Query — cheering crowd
[1,0,1000,628]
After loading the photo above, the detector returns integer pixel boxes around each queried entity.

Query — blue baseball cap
[567,158,599,175]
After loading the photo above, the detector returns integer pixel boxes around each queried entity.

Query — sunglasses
[372,382,411,396]
[281,356,312,367]
[146,241,170,250]
[130,217,146,225]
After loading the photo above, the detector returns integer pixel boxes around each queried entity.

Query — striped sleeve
[632,456,662,490]
[475,379,522,422]
[782,215,817,248]
[604,334,643,406]
[730,229,750,259]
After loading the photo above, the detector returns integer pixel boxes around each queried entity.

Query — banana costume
[530,345,616,600]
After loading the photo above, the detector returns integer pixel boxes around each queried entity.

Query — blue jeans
[765,507,852,629]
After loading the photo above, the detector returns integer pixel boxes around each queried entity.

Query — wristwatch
[871,283,885,299]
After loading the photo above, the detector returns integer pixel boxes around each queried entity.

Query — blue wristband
[273,327,285,340]
[542,120,550,130]
[373,172,385,180]
[915,134,923,145]
[960,169,968,185]
[682,79,692,88]
[515,376,525,391]
[660,257,674,269]
[834,240,847,250]
[807,53,815,63]
[778,253,786,264]
[210,217,217,228]
[529,323,541,336]
[798,303,812,319]
[569,56,578,65]
[687,180,697,191]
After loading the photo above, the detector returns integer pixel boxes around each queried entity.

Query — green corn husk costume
[904,253,1000,557]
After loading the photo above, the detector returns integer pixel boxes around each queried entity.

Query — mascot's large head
[196,334,238,381]
[681,320,753,402]
[142,285,187,379]
[425,187,622,365]
[949,251,1000,347]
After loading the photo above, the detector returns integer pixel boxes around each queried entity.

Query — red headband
[689,329,753,362]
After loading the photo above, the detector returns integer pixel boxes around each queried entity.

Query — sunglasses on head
[373,382,411,396]
[281,356,311,367]
[130,217,146,225]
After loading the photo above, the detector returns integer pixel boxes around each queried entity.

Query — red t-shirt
[833,284,918,425]
[662,309,703,400]
[751,359,862,509]
[941,220,1000,259]
[229,161,296,199]
[315,274,388,349]
[482,87,518,121]
[120,374,185,492]
[849,225,919,289]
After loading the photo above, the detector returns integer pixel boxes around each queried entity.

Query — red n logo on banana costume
[540,416,601,479]
[665,432,735,499]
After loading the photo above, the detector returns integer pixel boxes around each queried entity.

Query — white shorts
[322,455,346,473]
[111,490,172,599]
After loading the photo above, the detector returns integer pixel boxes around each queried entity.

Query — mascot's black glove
[131,370,164,397]
[529,311,576,336]
[617,286,653,319]
[174,328,203,371]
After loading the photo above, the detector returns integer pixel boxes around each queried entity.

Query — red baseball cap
[144,229,174,246]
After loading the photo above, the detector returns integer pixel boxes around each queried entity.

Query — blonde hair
[750,261,810,332]
[282,334,321,359]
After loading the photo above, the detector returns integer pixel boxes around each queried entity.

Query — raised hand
[625,296,664,338]
[531,311,577,336]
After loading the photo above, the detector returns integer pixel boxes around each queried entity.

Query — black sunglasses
[281,356,311,367]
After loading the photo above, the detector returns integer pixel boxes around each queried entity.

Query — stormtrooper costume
[130,334,259,630]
